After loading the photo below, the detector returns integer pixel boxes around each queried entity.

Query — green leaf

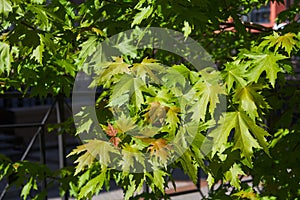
[134,0,146,9]
[233,84,268,120]
[207,173,215,189]
[233,113,261,163]
[27,5,50,30]
[166,105,180,131]
[55,59,76,77]
[152,169,168,193]
[179,150,198,184]
[120,144,145,172]
[224,163,245,189]
[85,139,120,167]
[233,188,259,200]
[182,21,192,38]
[0,42,11,74]
[0,0,12,15]
[131,6,153,27]
[31,44,44,64]
[31,0,45,4]
[190,70,226,121]
[222,61,247,92]
[94,57,130,84]
[132,57,164,82]
[115,113,136,133]
[73,151,95,175]
[69,139,120,174]
[162,66,187,88]
[243,50,287,87]
[210,111,270,162]
[109,74,145,109]
[240,111,270,156]
[78,36,99,70]
[78,169,106,199]
[260,32,298,56]
[124,174,137,200]
[75,118,93,135]
[113,34,138,58]
[21,177,35,200]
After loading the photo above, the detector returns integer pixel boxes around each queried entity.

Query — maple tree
[0,0,300,200]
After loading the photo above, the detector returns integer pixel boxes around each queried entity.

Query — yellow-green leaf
[190,80,226,121]
[233,84,268,120]
[182,21,192,38]
[210,111,270,162]
[131,6,153,27]
[132,57,164,82]
[78,169,107,199]
[224,163,245,189]
[0,0,12,16]
[261,32,298,56]
[69,139,120,174]
[222,61,247,92]
[0,42,11,74]
[244,51,287,87]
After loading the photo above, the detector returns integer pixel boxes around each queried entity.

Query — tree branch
[220,21,273,32]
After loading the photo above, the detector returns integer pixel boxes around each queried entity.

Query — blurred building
[245,0,298,29]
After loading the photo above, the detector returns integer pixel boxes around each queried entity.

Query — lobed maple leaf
[243,50,287,87]
[233,84,269,120]
[131,57,164,82]
[147,167,168,193]
[90,57,131,87]
[119,144,145,172]
[78,169,107,199]
[224,163,245,189]
[147,138,170,165]
[115,113,137,133]
[189,69,226,121]
[210,111,270,163]
[131,5,153,27]
[233,188,259,200]
[260,32,298,56]
[109,74,145,109]
[162,66,187,89]
[72,151,95,175]
[144,101,167,125]
[222,61,247,92]
[68,139,120,174]
[165,105,180,131]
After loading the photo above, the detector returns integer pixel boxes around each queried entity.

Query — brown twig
[219,21,273,32]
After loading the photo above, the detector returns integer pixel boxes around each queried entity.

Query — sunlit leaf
[109,74,145,109]
[182,21,192,38]
[222,61,247,92]
[78,169,107,199]
[120,144,145,172]
[224,163,245,189]
[210,111,270,162]
[69,139,120,174]
[132,57,164,82]
[190,70,226,121]
[115,113,137,133]
[131,6,153,27]
[0,0,12,15]
[233,84,268,120]
[260,32,298,56]
[243,50,287,87]
[0,41,11,73]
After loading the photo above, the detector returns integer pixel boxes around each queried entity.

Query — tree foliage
[0,0,300,200]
